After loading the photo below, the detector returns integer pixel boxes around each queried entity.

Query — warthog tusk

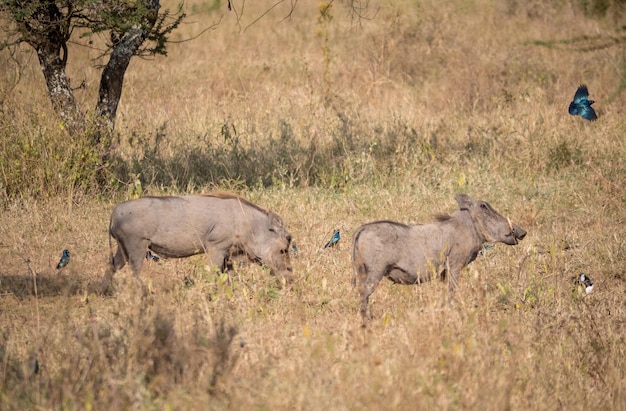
[507,216,518,244]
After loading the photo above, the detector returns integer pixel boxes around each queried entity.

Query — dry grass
[1,0,625,409]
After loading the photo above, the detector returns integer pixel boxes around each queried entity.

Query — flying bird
[323,229,340,249]
[573,273,594,295]
[56,249,70,269]
[568,84,597,121]
[146,251,160,262]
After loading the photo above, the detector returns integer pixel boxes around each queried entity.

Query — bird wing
[323,231,340,248]
[573,84,589,104]
[580,105,597,121]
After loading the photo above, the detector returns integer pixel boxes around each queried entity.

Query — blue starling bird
[573,273,594,295]
[56,249,70,269]
[146,250,160,262]
[323,229,340,249]
[568,84,597,121]
[479,244,495,256]
[290,241,298,257]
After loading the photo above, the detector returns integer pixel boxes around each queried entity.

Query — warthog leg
[100,237,148,293]
[358,269,386,323]
[101,240,129,293]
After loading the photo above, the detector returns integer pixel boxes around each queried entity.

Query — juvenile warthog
[101,193,293,292]
[352,194,526,321]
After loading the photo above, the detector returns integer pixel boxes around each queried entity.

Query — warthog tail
[351,227,366,288]
[108,214,114,268]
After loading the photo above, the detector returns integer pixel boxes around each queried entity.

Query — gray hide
[352,194,526,322]
[101,193,293,292]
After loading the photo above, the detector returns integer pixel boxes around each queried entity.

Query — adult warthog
[101,193,293,292]
[352,194,526,322]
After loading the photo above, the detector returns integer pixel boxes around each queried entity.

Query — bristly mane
[202,191,269,214]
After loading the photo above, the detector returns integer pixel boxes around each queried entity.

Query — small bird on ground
[323,229,340,249]
[573,273,594,295]
[290,241,298,257]
[56,249,70,269]
[146,251,160,262]
[479,244,495,256]
[31,357,39,375]
[568,84,597,121]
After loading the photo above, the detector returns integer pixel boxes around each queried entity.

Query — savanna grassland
[1,0,625,409]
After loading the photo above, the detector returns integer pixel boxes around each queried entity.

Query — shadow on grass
[0,273,97,298]
[112,117,431,191]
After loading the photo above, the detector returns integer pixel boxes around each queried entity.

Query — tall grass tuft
[0,94,113,203]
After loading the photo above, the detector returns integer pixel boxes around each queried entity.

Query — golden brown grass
[1,0,625,409]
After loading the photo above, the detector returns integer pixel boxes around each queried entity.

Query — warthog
[352,194,526,321]
[101,193,293,292]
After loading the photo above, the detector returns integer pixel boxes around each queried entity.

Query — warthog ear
[455,194,475,211]
[268,212,285,233]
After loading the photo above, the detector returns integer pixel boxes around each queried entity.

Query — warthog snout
[512,224,527,242]
[502,223,527,245]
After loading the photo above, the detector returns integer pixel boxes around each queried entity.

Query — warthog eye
[480,203,488,209]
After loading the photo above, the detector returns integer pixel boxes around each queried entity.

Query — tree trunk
[94,32,141,139]
[95,0,161,142]
[35,41,83,132]
[25,0,83,134]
